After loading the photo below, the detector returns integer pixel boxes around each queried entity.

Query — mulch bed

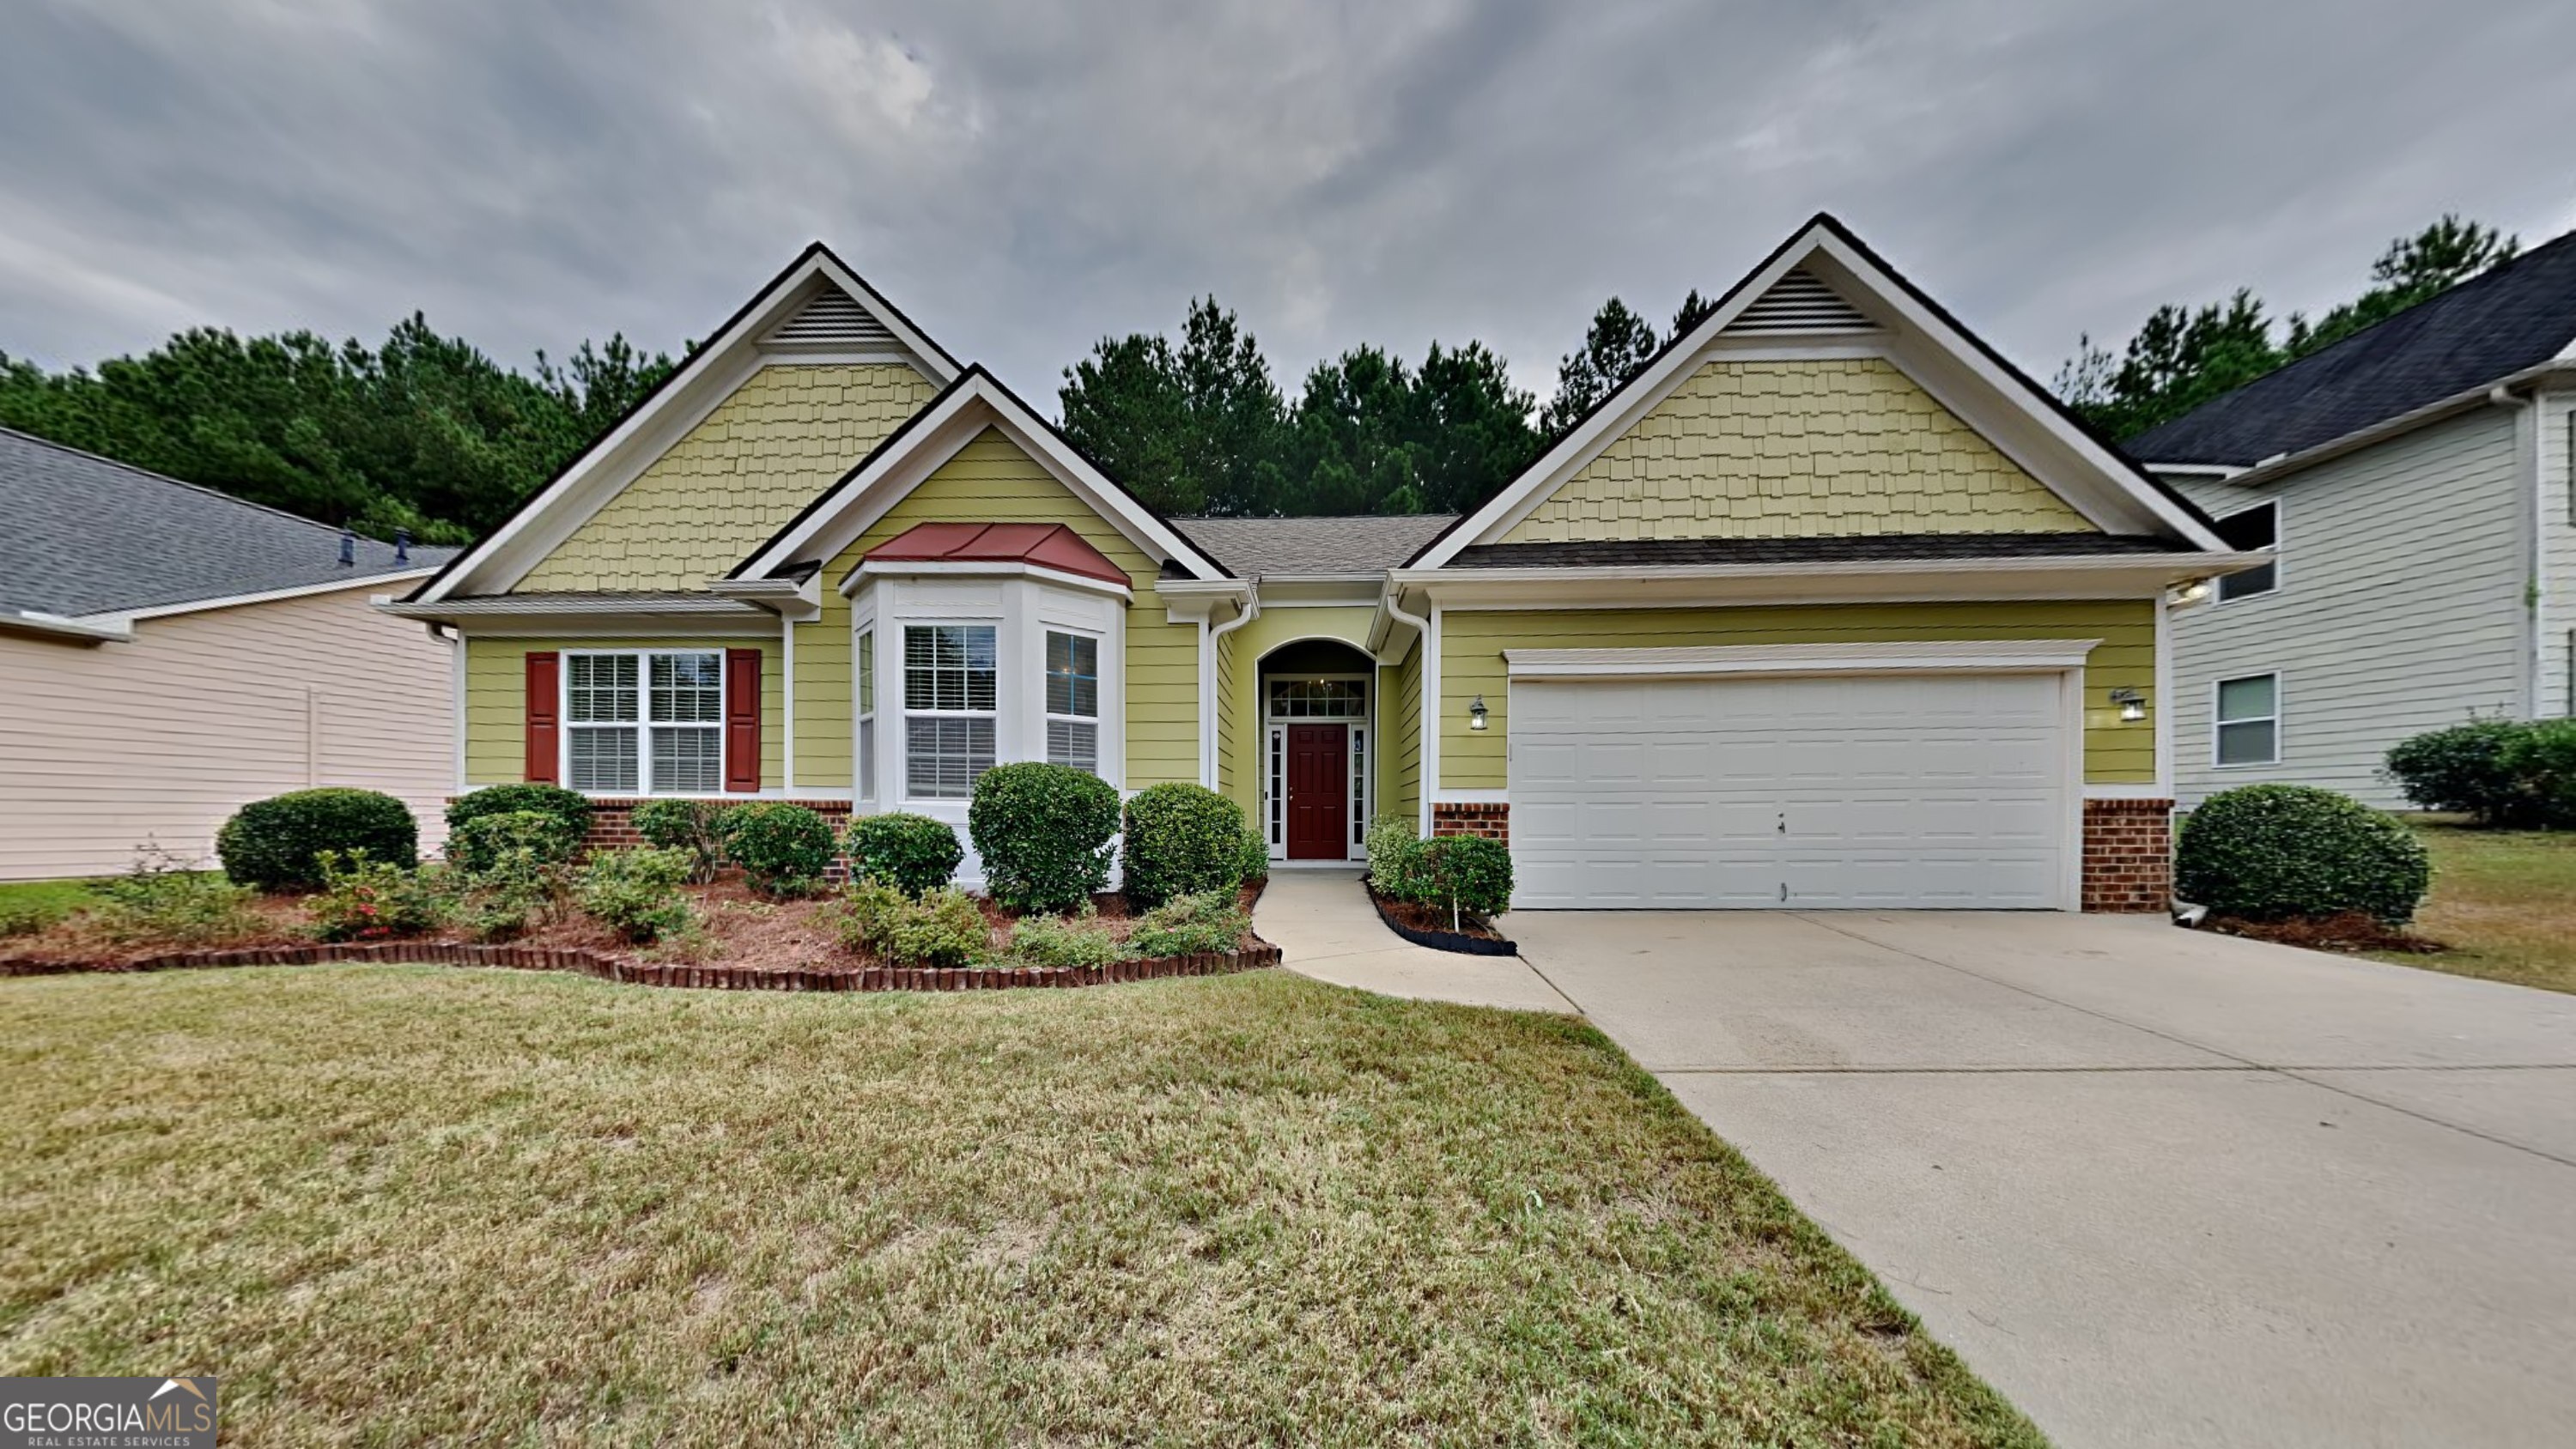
[2202,911,2446,955]
[1366,885,1516,956]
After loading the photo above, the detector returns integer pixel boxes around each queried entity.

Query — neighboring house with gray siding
[2124,229,2576,809]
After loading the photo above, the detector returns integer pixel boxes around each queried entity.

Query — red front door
[1285,724,1349,859]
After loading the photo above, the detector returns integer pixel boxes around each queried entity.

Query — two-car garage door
[1510,672,2073,910]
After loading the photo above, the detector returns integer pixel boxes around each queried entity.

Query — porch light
[1468,694,1489,731]
[2108,687,2148,724]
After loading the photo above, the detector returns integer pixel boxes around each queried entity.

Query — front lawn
[2378,823,2576,994]
[0,967,2038,1446]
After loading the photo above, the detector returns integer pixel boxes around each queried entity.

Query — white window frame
[562,647,727,797]
[901,621,999,803]
[2212,671,2282,768]
[2215,500,2280,603]
[855,626,878,803]
[1044,627,1103,776]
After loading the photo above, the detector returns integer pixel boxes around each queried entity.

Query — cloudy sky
[6,0,2573,406]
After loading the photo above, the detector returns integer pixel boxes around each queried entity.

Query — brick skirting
[2081,797,2173,913]
[575,797,854,854]
[1431,802,1510,842]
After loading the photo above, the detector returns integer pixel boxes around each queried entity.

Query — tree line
[0,212,2520,541]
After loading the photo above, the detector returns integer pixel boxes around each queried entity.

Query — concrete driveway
[1508,910,2576,1449]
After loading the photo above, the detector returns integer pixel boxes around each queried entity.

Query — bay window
[905,624,996,798]
[1046,630,1100,773]
[856,627,877,802]
[565,650,723,793]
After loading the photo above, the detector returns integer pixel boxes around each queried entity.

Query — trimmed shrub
[1416,834,1514,926]
[574,846,696,943]
[93,848,263,948]
[2176,785,2430,925]
[2500,718,2576,826]
[217,788,418,891]
[447,809,583,876]
[2385,719,2540,827]
[969,762,1121,914]
[445,784,591,847]
[631,798,732,882]
[718,802,835,897]
[835,881,989,968]
[1007,910,1129,969]
[1127,891,1249,958]
[1234,825,1271,885]
[1364,815,1429,902]
[308,851,449,943]
[845,812,963,897]
[0,895,75,939]
[1121,783,1251,908]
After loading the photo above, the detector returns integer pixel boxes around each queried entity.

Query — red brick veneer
[2081,797,2173,912]
[574,797,854,854]
[1431,802,1510,842]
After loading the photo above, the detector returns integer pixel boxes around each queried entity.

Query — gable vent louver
[765,286,898,349]
[1721,270,1878,335]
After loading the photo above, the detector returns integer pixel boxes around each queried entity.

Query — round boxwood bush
[216,787,418,891]
[1121,783,1252,908]
[969,762,1121,913]
[2175,785,2431,925]
[845,811,963,897]
[446,783,592,846]
[1417,834,1514,924]
[718,802,835,897]
[447,809,583,876]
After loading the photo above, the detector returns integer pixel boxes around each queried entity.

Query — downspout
[1379,579,1433,834]
[1203,586,1260,789]
[2492,385,2540,718]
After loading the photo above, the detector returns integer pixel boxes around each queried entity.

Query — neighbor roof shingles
[1169,513,1459,579]
[2123,228,2576,467]
[0,426,455,616]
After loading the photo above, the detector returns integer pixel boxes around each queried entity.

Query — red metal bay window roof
[861,522,1130,588]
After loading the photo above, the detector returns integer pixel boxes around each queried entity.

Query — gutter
[2488,383,2543,718]
[0,609,131,645]
[1200,585,1260,789]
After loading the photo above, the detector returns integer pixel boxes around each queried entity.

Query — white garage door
[1510,672,2072,910]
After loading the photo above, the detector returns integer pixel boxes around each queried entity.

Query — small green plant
[0,897,75,939]
[1120,783,1252,908]
[844,812,963,897]
[308,851,450,943]
[833,881,990,968]
[574,847,696,943]
[2177,785,2431,925]
[216,788,419,891]
[2500,718,2576,826]
[91,846,264,948]
[969,763,1121,914]
[446,813,575,942]
[1127,890,1248,958]
[1235,825,1271,885]
[446,809,583,876]
[630,798,732,882]
[1364,815,1429,901]
[1007,908,1131,969]
[1416,835,1514,930]
[718,803,835,897]
[445,784,592,846]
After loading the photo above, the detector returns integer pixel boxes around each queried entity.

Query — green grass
[0,877,100,915]
[0,967,2040,1446]
[2378,824,2576,994]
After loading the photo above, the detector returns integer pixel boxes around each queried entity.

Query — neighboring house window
[904,624,996,798]
[856,628,876,802]
[2215,501,2278,601]
[1045,631,1101,774]
[2214,673,2281,767]
[565,650,723,793]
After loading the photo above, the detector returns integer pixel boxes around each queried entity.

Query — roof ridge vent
[1722,269,1878,335]
[764,283,898,350]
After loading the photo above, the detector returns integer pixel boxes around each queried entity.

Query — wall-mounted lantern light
[1468,694,1490,731]
[2108,687,2148,724]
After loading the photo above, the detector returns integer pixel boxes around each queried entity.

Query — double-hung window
[2214,673,2281,767]
[904,624,996,798]
[856,628,877,803]
[565,650,723,793]
[1045,631,1100,773]
[2215,502,2278,602]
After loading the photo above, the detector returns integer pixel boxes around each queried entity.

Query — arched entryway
[1256,638,1374,862]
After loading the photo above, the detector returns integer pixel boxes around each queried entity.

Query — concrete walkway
[1252,868,1574,1014]
[1513,909,2576,1449]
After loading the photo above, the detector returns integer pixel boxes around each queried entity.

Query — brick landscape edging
[0,939,1283,992]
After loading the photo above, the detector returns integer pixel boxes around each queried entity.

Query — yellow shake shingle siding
[1500,358,2095,543]
[519,364,934,593]
[465,636,786,789]
[793,428,1200,788]
[1438,602,2157,788]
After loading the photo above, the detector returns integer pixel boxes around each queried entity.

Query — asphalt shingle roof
[2123,229,2576,467]
[1450,532,2191,568]
[0,426,455,616]
[1170,513,1459,579]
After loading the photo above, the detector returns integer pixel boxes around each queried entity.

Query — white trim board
[1502,640,2104,679]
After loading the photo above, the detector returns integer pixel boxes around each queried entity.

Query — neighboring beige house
[0,427,458,881]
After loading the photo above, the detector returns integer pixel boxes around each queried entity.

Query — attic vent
[1722,270,1877,335]
[765,285,897,349]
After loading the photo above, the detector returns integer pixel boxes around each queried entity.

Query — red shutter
[524,652,561,783]
[724,648,762,793]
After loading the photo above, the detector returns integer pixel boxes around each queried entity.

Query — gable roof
[2123,228,2576,467]
[1170,514,1458,579]
[408,241,959,604]
[0,426,450,619]
[732,366,1231,584]
[1406,214,2229,569]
